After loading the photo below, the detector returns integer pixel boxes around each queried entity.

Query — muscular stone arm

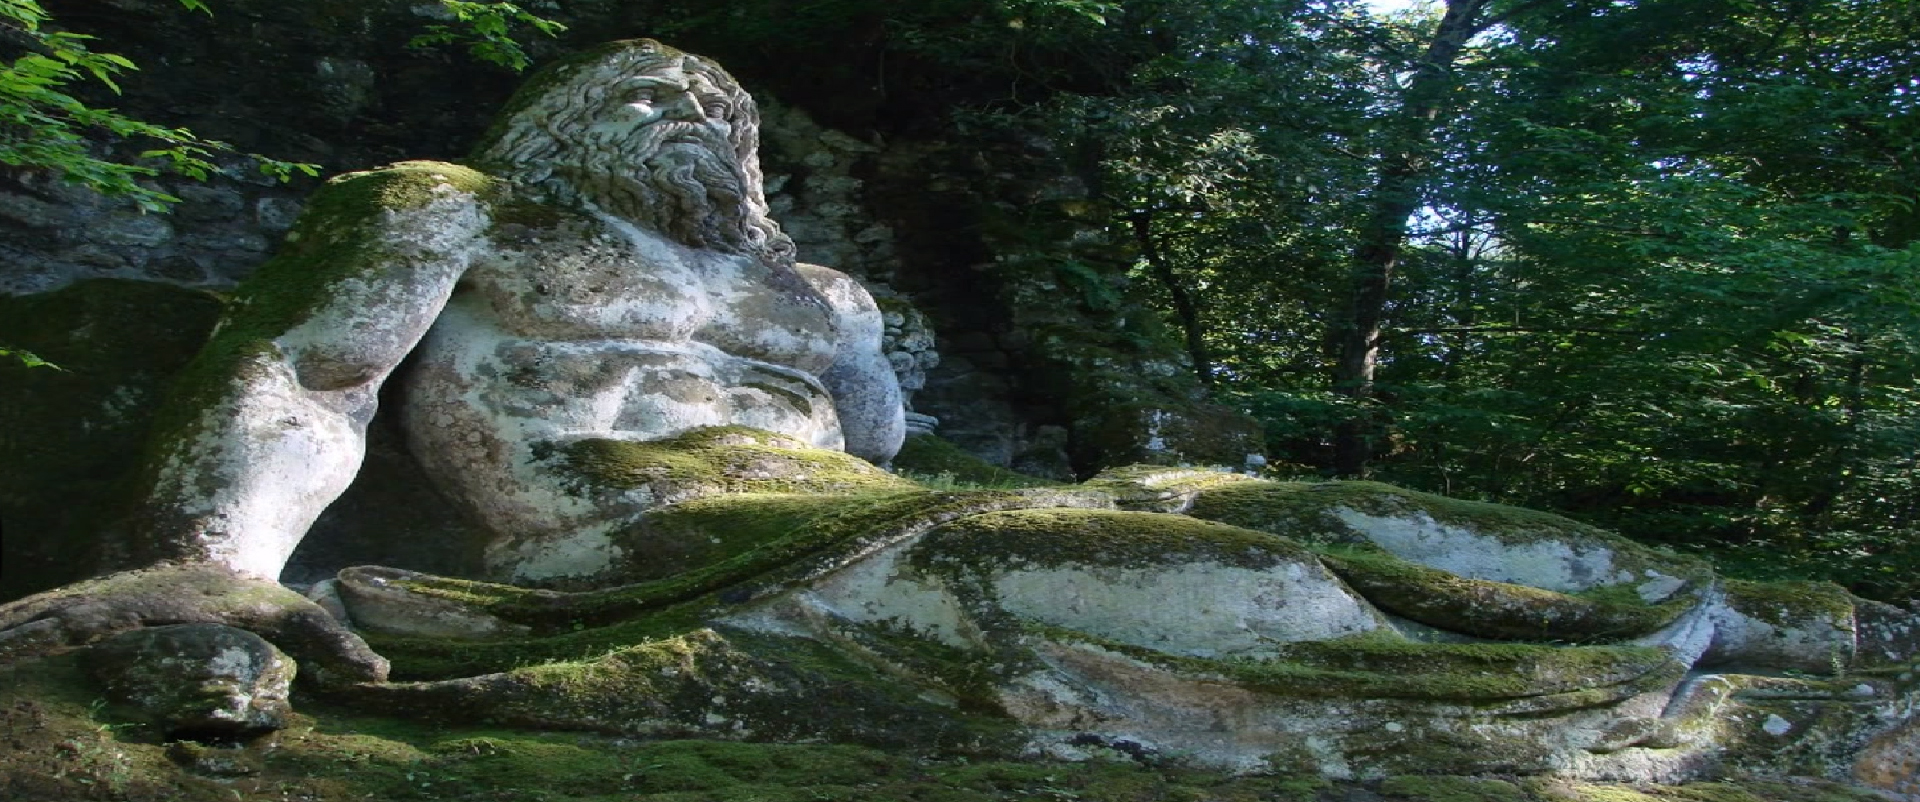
[129,162,496,580]
[795,263,906,464]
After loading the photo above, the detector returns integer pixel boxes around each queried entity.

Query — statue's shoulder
[240,161,503,327]
[296,160,502,231]
[794,262,880,317]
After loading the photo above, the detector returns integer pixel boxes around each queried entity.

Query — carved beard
[564,120,762,254]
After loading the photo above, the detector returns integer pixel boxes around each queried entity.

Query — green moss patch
[1723,579,1856,629]
[368,485,1111,677]
[1186,480,1712,585]
[1321,546,1696,642]
[1382,775,1530,802]
[554,426,917,499]
[352,627,1017,753]
[915,507,1314,574]
[0,648,1887,802]
[1058,629,1678,702]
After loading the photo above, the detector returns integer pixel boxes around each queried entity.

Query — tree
[1023,0,1918,598]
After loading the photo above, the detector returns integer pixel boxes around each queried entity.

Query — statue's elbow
[826,363,906,465]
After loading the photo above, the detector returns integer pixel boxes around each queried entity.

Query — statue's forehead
[617,62,688,86]
[608,64,728,100]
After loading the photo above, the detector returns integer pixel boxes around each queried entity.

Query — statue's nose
[663,91,703,121]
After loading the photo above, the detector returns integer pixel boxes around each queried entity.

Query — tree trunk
[1132,209,1215,387]
[1330,0,1493,476]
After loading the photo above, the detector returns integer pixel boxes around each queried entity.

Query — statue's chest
[459,215,836,370]
[463,215,719,340]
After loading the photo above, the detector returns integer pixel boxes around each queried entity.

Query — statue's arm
[795,263,906,464]
[0,164,493,684]
[130,163,496,579]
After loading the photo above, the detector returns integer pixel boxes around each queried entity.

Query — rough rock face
[277,445,1918,794]
[0,168,297,296]
[88,624,294,742]
[722,467,1917,784]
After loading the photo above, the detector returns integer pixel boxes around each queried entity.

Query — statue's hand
[0,563,389,687]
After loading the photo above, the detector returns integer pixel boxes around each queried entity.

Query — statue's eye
[627,88,656,104]
[703,100,731,118]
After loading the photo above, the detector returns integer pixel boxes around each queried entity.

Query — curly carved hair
[471,39,793,264]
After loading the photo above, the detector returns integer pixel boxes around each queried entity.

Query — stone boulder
[88,624,294,742]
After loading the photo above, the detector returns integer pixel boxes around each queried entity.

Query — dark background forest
[5,0,1918,603]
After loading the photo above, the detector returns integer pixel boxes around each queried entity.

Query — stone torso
[465,201,839,368]
[401,198,847,583]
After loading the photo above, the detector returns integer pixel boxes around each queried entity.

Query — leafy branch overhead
[0,0,317,211]
[0,345,58,369]
[408,0,567,73]
[0,0,566,213]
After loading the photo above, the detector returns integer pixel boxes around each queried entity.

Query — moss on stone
[1184,479,1713,587]
[353,627,1021,754]
[1556,784,1882,802]
[1723,579,1856,629]
[369,484,1111,678]
[1182,479,1360,543]
[1083,464,1261,512]
[609,491,874,582]
[1320,546,1695,642]
[1193,479,1606,543]
[0,648,1891,801]
[1380,775,1530,802]
[1046,628,1678,702]
[915,507,1315,574]
[134,161,496,562]
[554,425,917,500]
[892,434,1061,489]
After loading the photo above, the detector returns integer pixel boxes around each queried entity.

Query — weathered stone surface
[1855,714,1920,799]
[22,41,910,594]
[717,464,1920,787]
[88,624,294,741]
[334,566,532,640]
[329,454,1915,787]
[0,564,388,688]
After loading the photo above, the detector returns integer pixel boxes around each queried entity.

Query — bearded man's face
[572,63,757,252]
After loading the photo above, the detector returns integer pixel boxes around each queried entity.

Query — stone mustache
[0,40,1914,794]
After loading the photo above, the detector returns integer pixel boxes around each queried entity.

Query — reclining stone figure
[0,40,1914,792]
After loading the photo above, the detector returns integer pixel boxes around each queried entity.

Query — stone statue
[0,39,903,681]
[0,40,1914,794]
[165,39,902,585]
